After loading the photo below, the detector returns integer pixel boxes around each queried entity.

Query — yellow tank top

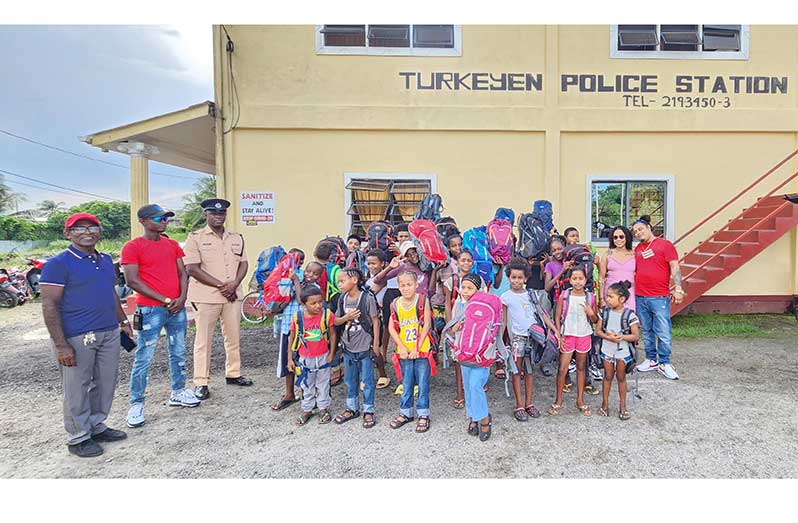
[395,295,431,354]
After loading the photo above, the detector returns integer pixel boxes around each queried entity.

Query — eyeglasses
[70,226,101,234]
[612,234,626,240]
[151,216,170,223]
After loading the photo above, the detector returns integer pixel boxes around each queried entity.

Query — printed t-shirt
[339,291,379,353]
[394,295,431,354]
[291,311,335,358]
[634,238,678,297]
[501,289,540,336]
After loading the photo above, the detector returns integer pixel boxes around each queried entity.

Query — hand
[452,321,462,333]
[389,243,400,255]
[55,342,76,367]
[409,350,420,359]
[342,309,361,322]
[540,253,549,265]
[287,359,295,373]
[583,300,595,318]
[563,260,575,270]
[557,335,565,352]
[389,256,401,269]
[398,349,409,360]
[288,268,299,282]
[435,260,447,270]
[120,322,134,339]
[326,352,334,363]
[167,297,185,314]
[672,288,685,305]
[218,281,237,298]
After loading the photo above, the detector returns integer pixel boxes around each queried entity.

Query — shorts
[562,335,592,354]
[432,305,446,334]
[600,350,634,366]
[510,335,534,374]
[276,333,292,378]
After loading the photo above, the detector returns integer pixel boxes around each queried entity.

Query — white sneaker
[636,358,658,372]
[127,403,145,428]
[658,363,680,380]
[169,388,201,408]
[568,360,576,374]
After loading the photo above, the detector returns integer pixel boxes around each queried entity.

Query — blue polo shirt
[40,245,119,338]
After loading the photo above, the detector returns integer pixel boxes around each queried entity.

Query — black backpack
[435,216,459,242]
[337,290,378,352]
[517,213,549,258]
[557,244,594,292]
[599,306,637,374]
[318,236,349,267]
[366,220,395,252]
[414,193,443,221]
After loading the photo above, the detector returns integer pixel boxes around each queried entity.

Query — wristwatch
[163,297,173,305]
[120,319,130,326]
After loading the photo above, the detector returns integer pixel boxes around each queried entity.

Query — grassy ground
[672,313,795,339]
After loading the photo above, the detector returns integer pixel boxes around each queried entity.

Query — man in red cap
[40,213,133,458]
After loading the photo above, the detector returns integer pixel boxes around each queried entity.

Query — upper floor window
[611,25,748,60]
[317,25,462,57]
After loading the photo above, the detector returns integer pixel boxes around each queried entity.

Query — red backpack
[261,251,302,313]
[389,294,438,380]
[409,219,449,265]
[486,218,514,264]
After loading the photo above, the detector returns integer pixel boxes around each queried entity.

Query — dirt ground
[1,302,797,479]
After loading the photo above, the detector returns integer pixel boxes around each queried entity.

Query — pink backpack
[486,218,514,264]
[409,219,449,265]
[453,292,503,367]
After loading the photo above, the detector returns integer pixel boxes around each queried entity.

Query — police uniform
[183,199,249,388]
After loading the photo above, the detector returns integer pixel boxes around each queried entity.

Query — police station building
[83,25,798,314]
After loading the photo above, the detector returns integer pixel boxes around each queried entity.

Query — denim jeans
[461,365,489,421]
[343,350,375,414]
[635,296,672,365]
[129,306,187,405]
[399,357,430,418]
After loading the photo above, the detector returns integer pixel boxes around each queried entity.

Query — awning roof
[80,101,216,175]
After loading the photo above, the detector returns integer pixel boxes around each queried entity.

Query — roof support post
[118,142,160,237]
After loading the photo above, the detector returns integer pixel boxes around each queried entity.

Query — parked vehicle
[114,260,133,301]
[0,270,26,308]
[24,258,47,297]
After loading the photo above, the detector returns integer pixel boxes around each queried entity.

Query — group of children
[269,218,641,439]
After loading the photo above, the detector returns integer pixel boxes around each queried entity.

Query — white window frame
[586,174,675,247]
[316,25,462,57]
[610,25,749,60]
[343,172,438,235]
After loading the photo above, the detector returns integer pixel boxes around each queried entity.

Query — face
[337,272,356,293]
[366,255,384,275]
[141,215,168,234]
[65,219,101,249]
[447,236,462,257]
[508,269,527,290]
[632,222,651,242]
[606,288,624,309]
[304,294,323,315]
[569,269,586,291]
[296,253,306,266]
[565,230,580,245]
[205,209,227,228]
[457,252,474,274]
[397,273,419,298]
[404,248,419,265]
[460,280,478,300]
[550,241,564,261]
[612,229,627,249]
[397,231,410,243]
[304,265,323,283]
[347,238,360,252]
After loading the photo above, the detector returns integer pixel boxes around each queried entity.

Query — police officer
[184,198,252,400]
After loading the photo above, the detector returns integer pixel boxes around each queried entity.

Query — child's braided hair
[341,267,366,290]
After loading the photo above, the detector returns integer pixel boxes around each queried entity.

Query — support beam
[118,142,159,238]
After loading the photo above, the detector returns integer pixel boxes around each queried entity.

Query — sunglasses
[70,225,101,234]
[612,234,626,239]
[151,216,170,223]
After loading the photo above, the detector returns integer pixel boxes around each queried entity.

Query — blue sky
[0,25,213,212]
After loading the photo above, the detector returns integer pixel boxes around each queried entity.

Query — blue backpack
[462,226,493,285]
[533,200,554,233]
[414,193,444,221]
[255,246,286,288]
[494,207,515,225]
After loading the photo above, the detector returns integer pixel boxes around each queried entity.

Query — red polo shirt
[634,237,678,297]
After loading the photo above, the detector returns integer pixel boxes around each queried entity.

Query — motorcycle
[0,268,27,308]
[24,258,47,297]
[114,260,133,301]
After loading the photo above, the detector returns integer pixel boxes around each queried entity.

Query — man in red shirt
[632,215,684,380]
[121,204,200,429]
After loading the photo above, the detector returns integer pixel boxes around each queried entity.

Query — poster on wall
[240,191,275,226]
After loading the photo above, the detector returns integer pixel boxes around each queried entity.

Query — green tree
[179,176,216,231]
[0,176,27,214]
[37,199,66,218]
[46,201,131,239]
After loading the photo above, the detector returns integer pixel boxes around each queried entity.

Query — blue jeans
[129,306,187,405]
[635,296,672,365]
[461,365,489,421]
[343,350,375,414]
[399,357,430,418]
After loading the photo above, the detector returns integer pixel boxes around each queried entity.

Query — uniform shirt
[183,226,248,303]
[120,236,185,306]
[39,246,118,338]
[291,311,335,358]
[634,237,678,297]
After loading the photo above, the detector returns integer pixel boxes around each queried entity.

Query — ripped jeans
[129,306,187,405]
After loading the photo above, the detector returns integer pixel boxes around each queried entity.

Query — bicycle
[241,289,269,324]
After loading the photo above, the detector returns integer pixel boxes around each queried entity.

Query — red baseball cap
[65,212,101,228]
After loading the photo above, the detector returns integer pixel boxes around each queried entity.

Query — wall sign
[240,192,275,226]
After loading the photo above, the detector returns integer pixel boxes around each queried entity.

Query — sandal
[467,420,479,436]
[415,416,431,433]
[390,414,414,429]
[495,368,506,380]
[295,411,315,425]
[452,398,465,409]
[513,407,529,422]
[547,403,562,416]
[584,384,600,396]
[334,408,360,425]
[479,415,492,442]
[525,404,541,419]
[318,410,332,424]
[598,406,609,417]
[363,412,376,429]
[271,397,298,411]
[619,410,631,421]
[562,383,573,394]
[376,377,391,389]
[577,404,592,416]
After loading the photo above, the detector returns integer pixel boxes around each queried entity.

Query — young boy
[314,241,344,385]
[501,257,559,422]
[365,249,390,389]
[346,234,362,253]
[288,285,337,425]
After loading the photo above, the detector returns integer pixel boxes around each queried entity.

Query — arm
[226,259,249,302]
[113,289,134,338]
[500,304,509,344]
[554,297,563,334]
[41,285,75,367]
[123,264,169,304]
[583,297,599,323]
[599,250,609,303]
[287,328,296,372]
[669,259,685,304]
[543,268,556,292]
[371,313,381,355]
[443,285,452,322]
[493,264,504,289]
[326,318,338,363]
[429,263,442,294]
[625,322,640,344]
[167,258,189,313]
[388,310,405,357]
[373,257,401,285]
[414,296,432,357]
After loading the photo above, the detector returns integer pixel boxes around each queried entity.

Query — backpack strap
[560,288,571,323]
[600,305,610,330]
[620,307,636,349]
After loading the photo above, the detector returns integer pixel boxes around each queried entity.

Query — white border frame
[316,25,462,57]
[343,172,438,234]
[586,174,675,246]
[610,25,749,60]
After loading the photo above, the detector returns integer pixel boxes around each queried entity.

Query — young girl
[563,227,600,294]
[430,234,461,346]
[549,267,598,416]
[501,257,559,422]
[447,272,494,441]
[596,281,640,420]
[365,249,391,389]
[334,268,380,429]
[388,271,434,433]
[543,235,572,305]
[287,286,337,426]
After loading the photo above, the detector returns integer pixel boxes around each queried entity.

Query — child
[430,233,461,345]
[365,248,391,389]
[501,257,559,422]
[543,235,572,305]
[333,268,381,429]
[563,227,600,293]
[447,272,494,441]
[596,281,640,420]
[548,267,598,416]
[346,234,362,254]
[314,241,344,385]
[388,271,434,433]
[287,285,337,425]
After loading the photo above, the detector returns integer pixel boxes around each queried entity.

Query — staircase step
[742,204,794,219]
[700,240,758,254]
[726,217,775,231]
[714,229,762,242]
[683,252,742,267]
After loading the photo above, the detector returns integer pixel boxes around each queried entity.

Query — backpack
[409,219,449,265]
[366,221,395,252]
[251,246,286,290]
[414,193,444,221]
[345,249,367,275]
[462,226,493,285]
[525,289,560,366]
[494,207,515,224]
[337,290,377,351]
[517,213,549,258]
[435,216,459,242]
[290,308,332,363]
[559,288,596,325]
[557,244,595,293]
[532,200,554,233]
[260,251,302,313]
[599,306,637,374]
[389,293,439,354]
[486,218,514,265]
[450,292,503,367]
[318,236,349,267]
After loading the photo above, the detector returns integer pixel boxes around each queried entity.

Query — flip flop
[452,398,465,409]
[271,398,298,411]
[376,377,391,389]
